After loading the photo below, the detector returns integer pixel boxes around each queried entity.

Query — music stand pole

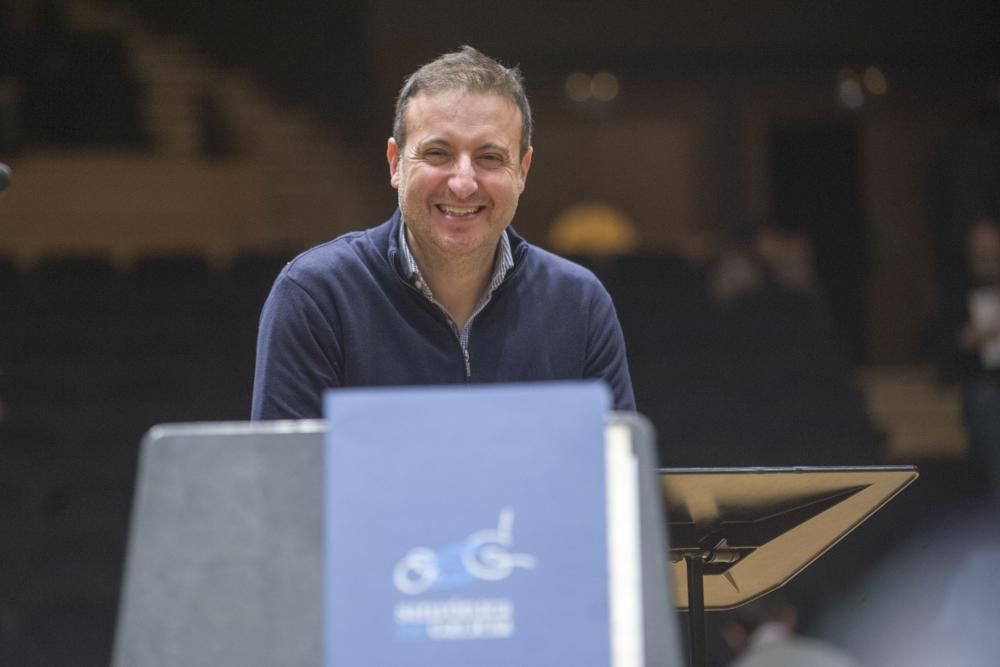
[684,553,706,667]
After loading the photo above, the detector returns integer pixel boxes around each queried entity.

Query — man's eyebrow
[413,138,511,155]
[414,137,450,150]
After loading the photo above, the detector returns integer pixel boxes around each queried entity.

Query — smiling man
[251,46,634,419]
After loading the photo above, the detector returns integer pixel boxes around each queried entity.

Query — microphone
[0,163,10,196]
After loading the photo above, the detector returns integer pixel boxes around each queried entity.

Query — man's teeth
[439,205,479,216]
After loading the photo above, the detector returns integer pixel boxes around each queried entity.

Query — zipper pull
[463,348,471,379]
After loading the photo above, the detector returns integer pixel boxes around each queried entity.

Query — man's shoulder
[285,230,370,274]
[518,239,605,290]
[281,216,396,287]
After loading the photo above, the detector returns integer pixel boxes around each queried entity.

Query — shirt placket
[400,224,512,381]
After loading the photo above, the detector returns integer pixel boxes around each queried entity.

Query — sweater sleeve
[584,285,636,411]
[251,272,343,420]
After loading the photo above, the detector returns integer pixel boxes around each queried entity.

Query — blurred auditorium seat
[226,251,289,308]
[0,254,15,290]
[128,253,224,362]
[131,252,214,298]
[10,597,117,667]
[15,255,126,363]
[222,251,292,376]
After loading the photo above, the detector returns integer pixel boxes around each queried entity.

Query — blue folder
[324,382,612,667]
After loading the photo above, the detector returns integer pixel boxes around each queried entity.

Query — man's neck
[406,234,498,330]
[424,263,492,330]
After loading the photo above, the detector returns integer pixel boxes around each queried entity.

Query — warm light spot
[549,202,639,255]
[863,66,888,95]
[591,72,620,102]
[565,72,592,102]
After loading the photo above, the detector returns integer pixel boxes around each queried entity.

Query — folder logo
[392,508,537,641]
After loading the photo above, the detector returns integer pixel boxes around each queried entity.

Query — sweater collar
[382,207,526,275]
[396,219,514,296]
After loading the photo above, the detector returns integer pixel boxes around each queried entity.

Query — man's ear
[517,146,534,193]
[387,138,401,189]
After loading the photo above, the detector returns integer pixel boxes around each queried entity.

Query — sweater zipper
[389,237,529,383]
[390,249,473,381]
[452,243,525,382]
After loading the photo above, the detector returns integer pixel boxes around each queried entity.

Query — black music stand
[659,466,918,667]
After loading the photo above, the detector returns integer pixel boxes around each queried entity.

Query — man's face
[387,91,533,266]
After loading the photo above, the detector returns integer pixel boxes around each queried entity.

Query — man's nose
[447,155,478,200]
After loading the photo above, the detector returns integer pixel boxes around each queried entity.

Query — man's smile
[436,204,486,217]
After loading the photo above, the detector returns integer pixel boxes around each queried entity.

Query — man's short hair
[393,45,532,158]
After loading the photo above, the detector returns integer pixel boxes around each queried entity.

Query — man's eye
[479,154,504,165]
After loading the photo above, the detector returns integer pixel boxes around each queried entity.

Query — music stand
[659,466,918,667]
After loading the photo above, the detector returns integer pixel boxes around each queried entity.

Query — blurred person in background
[752,223,817,295]
[925,82,1000,320]
[707,222,817,307]
[954,218,1000,499]
[721,594,861,667]
[927,215,1000,497]
[702,220,878,468]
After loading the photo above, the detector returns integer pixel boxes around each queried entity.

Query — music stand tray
[659,465,918,667]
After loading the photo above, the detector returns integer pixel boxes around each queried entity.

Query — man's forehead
[404,90,522,133]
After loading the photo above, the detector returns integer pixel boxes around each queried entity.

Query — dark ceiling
[124,0,999,137]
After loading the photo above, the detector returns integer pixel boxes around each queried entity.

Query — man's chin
[431,230,500,259]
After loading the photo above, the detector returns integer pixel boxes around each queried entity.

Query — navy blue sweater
[251,210,635,419]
